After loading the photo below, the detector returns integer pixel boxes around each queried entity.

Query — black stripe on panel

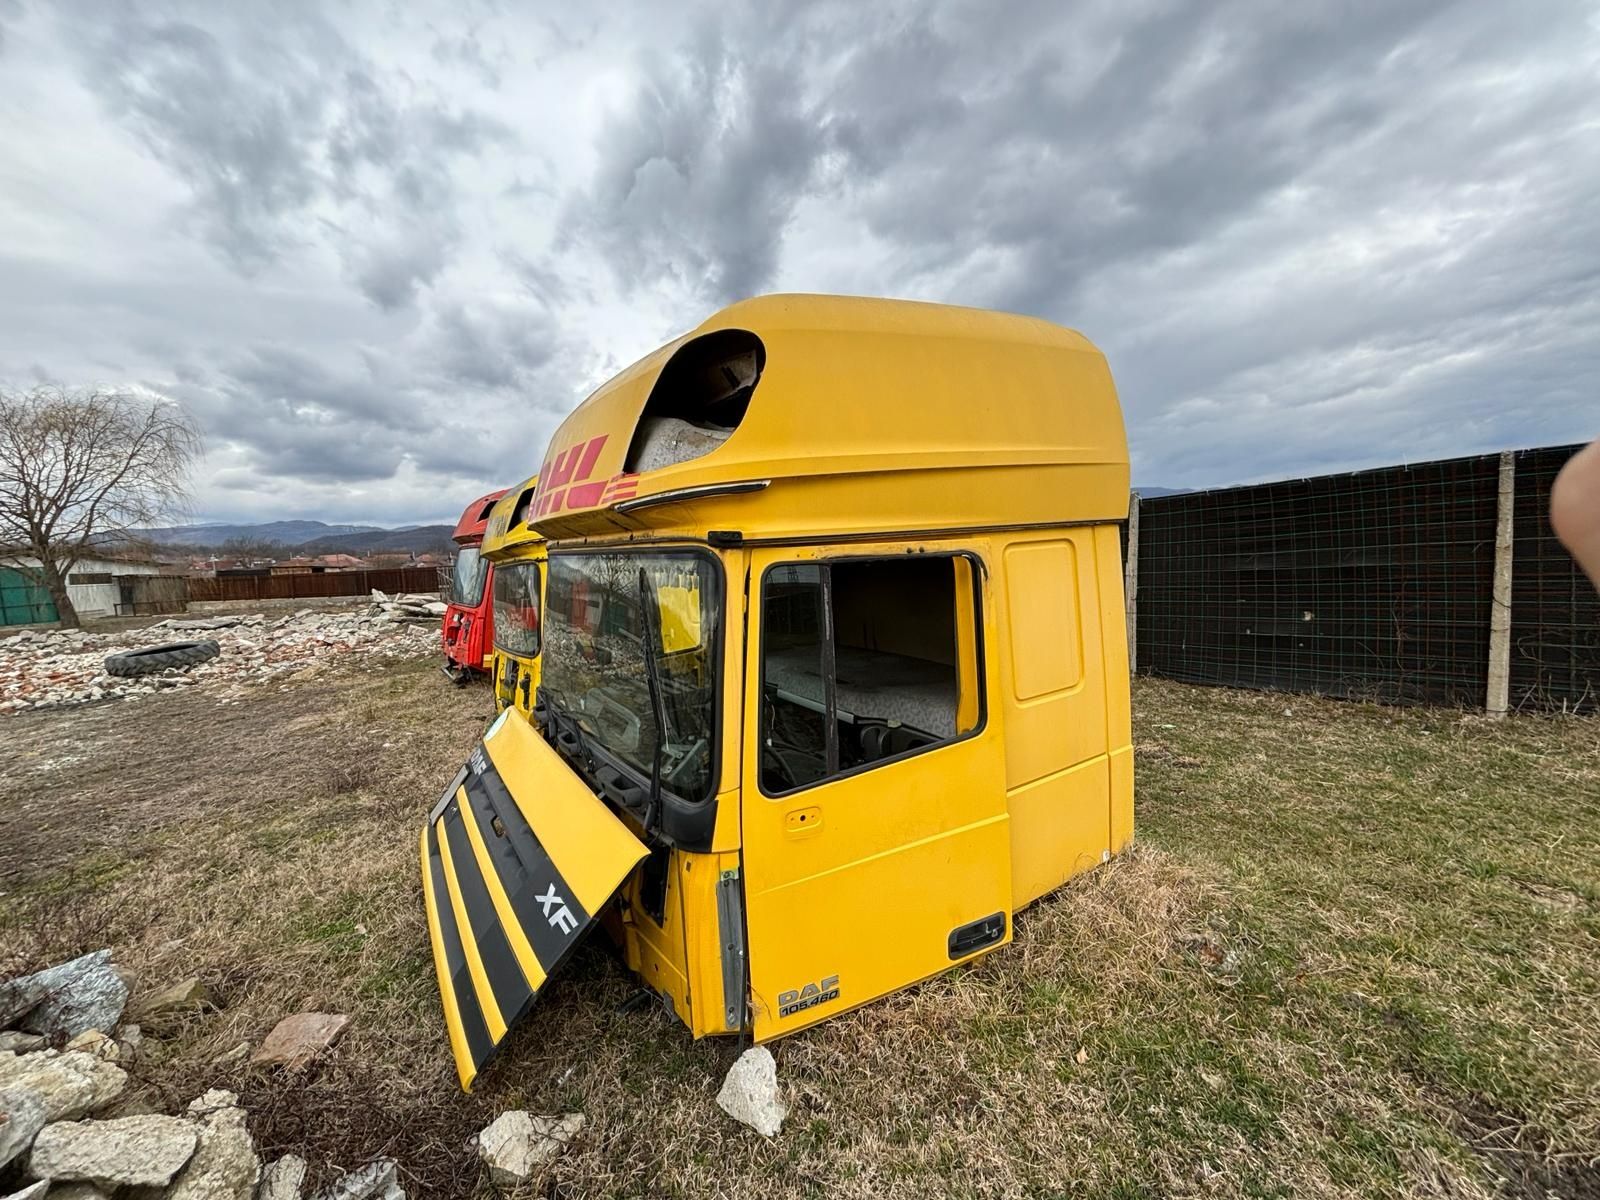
[465,768,592,976]
[425,821,493,1070]
[439,800,534,1028]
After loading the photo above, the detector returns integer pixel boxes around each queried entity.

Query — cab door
[739,544,1011,1039]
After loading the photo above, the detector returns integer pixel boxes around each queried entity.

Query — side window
[492,562,542,656]
[759,555,982,795]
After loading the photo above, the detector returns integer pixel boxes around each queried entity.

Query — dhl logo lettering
[531,434,639,517]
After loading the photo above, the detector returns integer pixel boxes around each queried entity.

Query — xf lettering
[536,883,578,936]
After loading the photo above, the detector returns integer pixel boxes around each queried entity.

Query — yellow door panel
[740,543,1012,1042]
[745,814,1011,1037]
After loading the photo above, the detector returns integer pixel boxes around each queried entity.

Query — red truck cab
[441,488,508,681]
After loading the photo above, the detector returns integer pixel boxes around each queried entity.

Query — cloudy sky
[1,1,1596,526]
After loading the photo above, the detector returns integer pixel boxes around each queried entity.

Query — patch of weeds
[247,824,296,854]
[357,949,432,1004]
[290,891,371,963]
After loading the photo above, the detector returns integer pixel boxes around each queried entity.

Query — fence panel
[1137,453,1501,706]
[1510,445,1599,713]
[184,567,442,606]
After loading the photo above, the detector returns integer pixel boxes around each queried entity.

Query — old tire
[103,639,221,678]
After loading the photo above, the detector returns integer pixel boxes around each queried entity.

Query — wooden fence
[186,567,443,604]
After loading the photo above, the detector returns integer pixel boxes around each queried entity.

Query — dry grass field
[2,656,1596,1198]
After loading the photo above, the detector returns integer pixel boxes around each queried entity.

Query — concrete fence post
[1125,492,1140,675]
[1486,451,1515,718]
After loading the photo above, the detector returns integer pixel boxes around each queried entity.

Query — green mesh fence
[1511,447,1600,713]
[1133,444,1596,713]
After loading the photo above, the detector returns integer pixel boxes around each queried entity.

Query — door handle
[784,806,822,837]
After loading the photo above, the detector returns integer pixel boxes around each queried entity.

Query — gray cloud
[67,5,509,310]
[560,10,844,302]
[0,0,1595,525]
[568,0,1599,482]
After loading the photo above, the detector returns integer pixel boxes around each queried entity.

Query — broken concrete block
[256,1153,308,1200]
[475,1111,584,1184]
[309,1158,404,1200]
[6,951,129,1039]
[139,977,216,1017]
[27,1114,198,1189]
[0,1086,47,1169]
[167,1089,259,1200]
[715,1046,788,1137]
[250,1013,349,1071]
[0,1050,127,1121]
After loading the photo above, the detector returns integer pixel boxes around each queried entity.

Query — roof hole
[625,329,765,473]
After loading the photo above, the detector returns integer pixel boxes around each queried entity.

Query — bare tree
[0,386,201,627]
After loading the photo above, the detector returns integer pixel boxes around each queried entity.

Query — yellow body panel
[529,294,1128,543]
[419,710,648,1089]
[419,295,1134,1088]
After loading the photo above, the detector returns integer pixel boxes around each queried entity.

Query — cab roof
[530,294,1129,542]
[480,474,546,562]
[452,488,509,546]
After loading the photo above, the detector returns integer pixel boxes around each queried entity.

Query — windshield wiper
[637,567,672,839]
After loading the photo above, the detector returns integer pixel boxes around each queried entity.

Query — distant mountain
[137,520,452,555]
[139,520,385,547]
[298,525,454,554]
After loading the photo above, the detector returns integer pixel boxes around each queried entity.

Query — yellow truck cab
[477,474,546,717]
[421,295,1133,1090]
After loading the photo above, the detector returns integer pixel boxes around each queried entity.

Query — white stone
[0,1033,45,1055]
[0,1050,127,1121]
[310,1158,404,1200]
[715,1046,788,1137]
[0,1086,47,1169]
[0,1180,48,1200]
[256,1153,308,1200]
[26,1114,198,1188]
[476,1111,584,1184]
[167,1089,259,1200]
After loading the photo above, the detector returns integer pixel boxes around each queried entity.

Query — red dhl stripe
[526,470,640,518]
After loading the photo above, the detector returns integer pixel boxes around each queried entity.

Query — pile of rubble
[0,593,448,716]
[0,950,589,1197]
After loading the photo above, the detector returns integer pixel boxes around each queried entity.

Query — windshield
[492,561,541,657]
[541,551,720,803]
[450,546,488,607]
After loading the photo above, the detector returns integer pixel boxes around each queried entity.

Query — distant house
[315,553,365,572]
[412,552,447,569]
[272,557,316,575]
